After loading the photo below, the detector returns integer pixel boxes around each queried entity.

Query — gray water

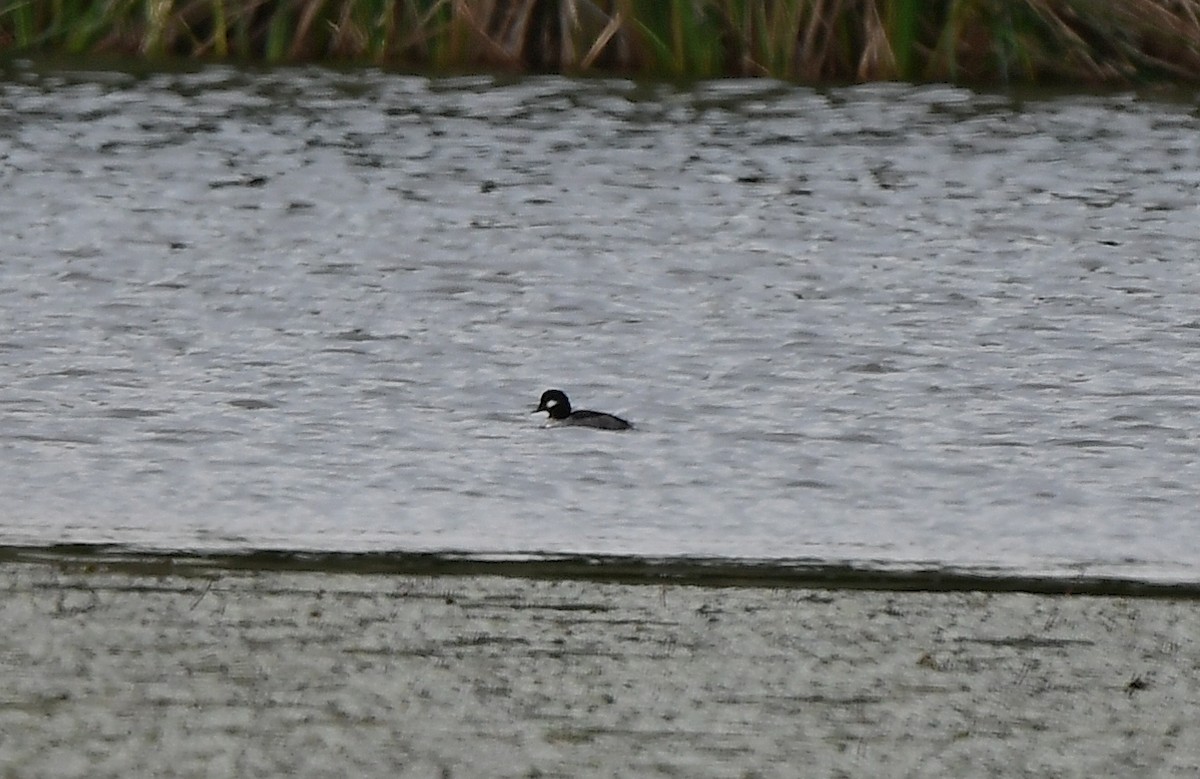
[3,61,1199,580]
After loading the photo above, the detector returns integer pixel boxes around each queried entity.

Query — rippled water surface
[3,61,1200,579]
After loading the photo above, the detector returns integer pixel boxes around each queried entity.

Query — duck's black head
[533,389,572,420]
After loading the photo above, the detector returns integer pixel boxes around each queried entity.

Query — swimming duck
[532,389,631,430]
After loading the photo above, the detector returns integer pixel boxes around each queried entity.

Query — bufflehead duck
[533,389,631,430]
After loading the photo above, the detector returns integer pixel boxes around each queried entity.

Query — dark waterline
[7,544,1200,598]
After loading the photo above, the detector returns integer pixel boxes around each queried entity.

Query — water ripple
[2,63,1200,580]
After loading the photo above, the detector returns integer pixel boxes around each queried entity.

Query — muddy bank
[1,559,1196,777]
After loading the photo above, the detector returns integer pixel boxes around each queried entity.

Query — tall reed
[2,0,1199,84]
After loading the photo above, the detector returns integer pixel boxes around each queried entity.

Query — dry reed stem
[857,0,896,81]
[452,0,524,68]
[580,9,622,70]
[797,0,834,81]
[290,0,326,59]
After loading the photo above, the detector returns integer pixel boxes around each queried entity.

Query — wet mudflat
[1,558,1196,777]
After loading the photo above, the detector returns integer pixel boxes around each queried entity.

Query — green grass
[2,0,1199,85]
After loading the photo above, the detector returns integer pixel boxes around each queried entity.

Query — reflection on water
[2,61,1200,580]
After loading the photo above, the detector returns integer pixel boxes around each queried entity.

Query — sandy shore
[1,556,1197,777]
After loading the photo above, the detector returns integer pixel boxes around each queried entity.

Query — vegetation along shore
[3,0,1200,85]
